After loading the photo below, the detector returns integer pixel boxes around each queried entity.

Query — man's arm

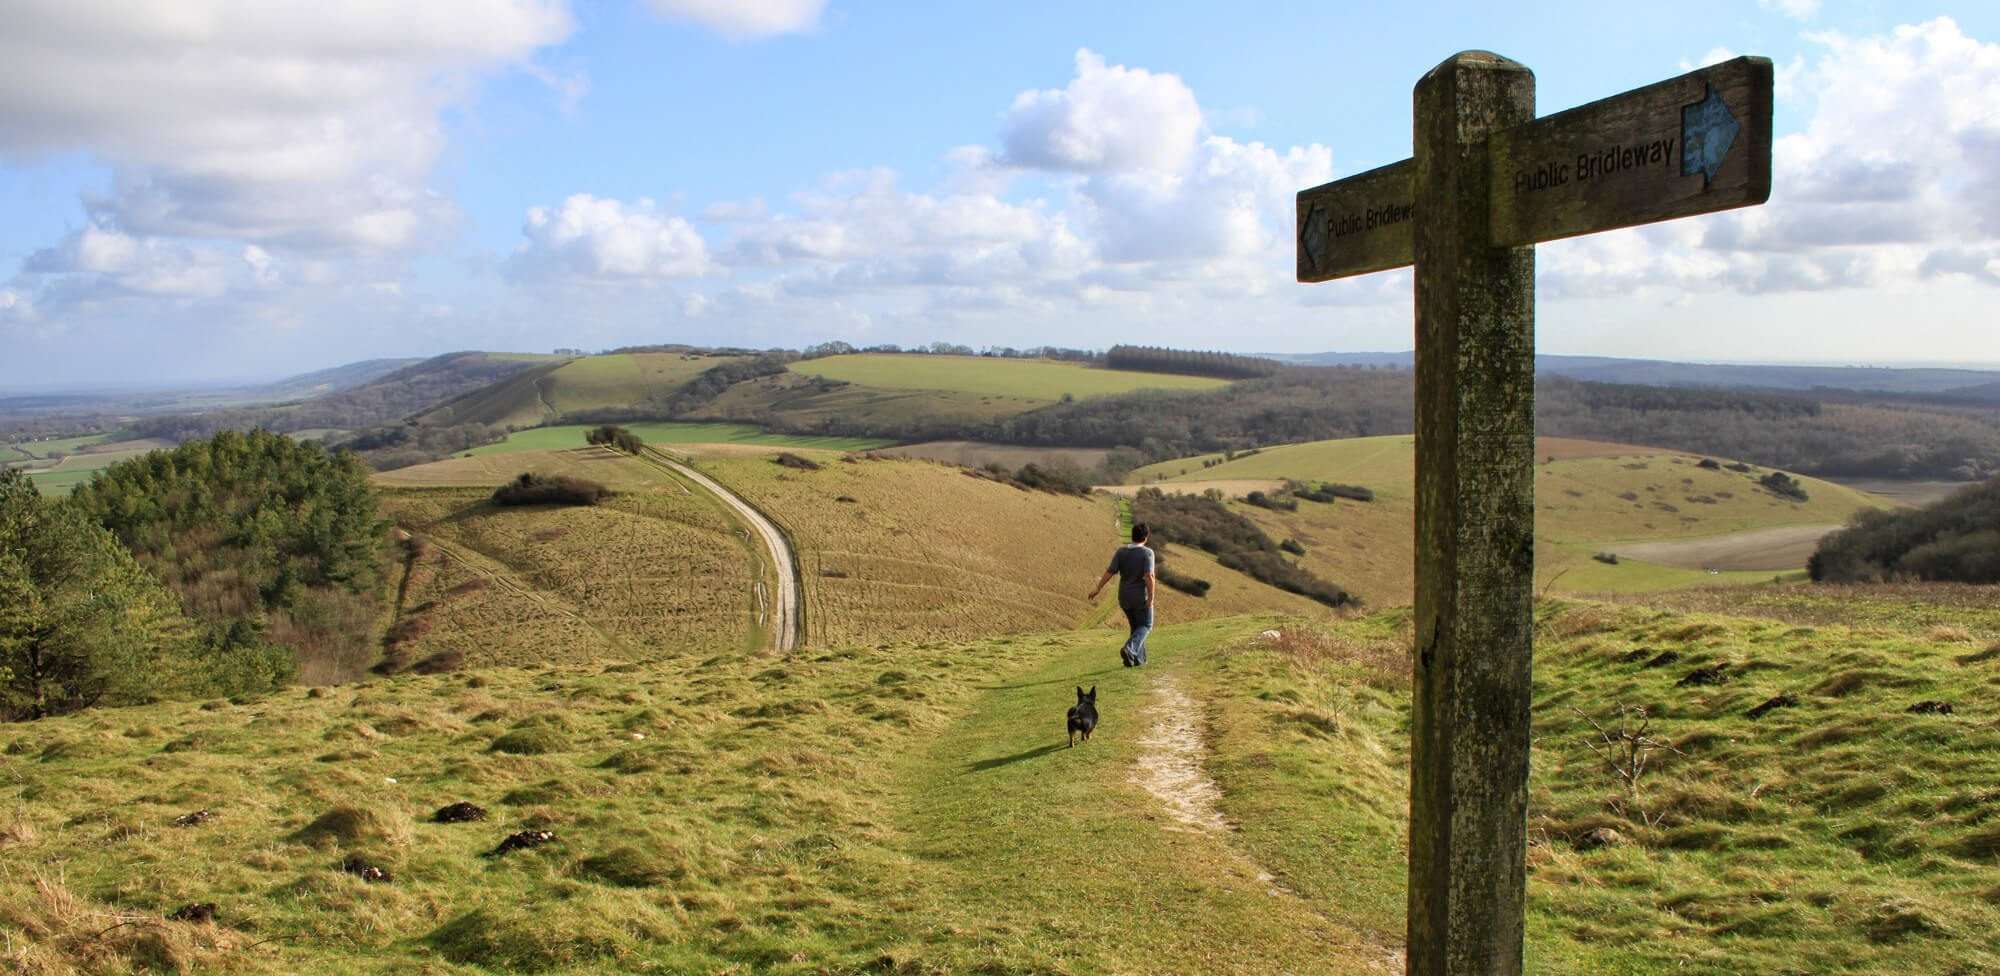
[1145,569,1156,607]
[1088,568,1116,600]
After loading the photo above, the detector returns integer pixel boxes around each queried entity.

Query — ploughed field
[1126,435,1892,604]
[5,595,1995,974]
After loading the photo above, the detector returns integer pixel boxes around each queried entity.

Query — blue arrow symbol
[1681,83,1740,187]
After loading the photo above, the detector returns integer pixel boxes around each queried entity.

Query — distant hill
[411,351,734,428]
[1267,351,2000,397]
[257,357,422,400]
[127,351,561,442]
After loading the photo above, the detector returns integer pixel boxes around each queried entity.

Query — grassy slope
[466,422,889,457]
[789,353,1229,400]
[7,601,1993,974]
[10,438,178,496]
[1197,604,2000,974]
[374,448,772,667]
[1128,435,1891,604]
[415,354,734,428]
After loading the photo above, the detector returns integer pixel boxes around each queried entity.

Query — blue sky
[3,0,1998,387]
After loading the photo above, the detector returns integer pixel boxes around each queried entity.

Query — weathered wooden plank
[1295,159,1415,282]
[1489,56,1772,247]
[1408,50,1536,976]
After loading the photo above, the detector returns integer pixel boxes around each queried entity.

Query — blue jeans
[1120,603,1152,666]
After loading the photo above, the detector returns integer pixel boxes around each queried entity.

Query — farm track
[636,447,802,653]
[402,532,640,657]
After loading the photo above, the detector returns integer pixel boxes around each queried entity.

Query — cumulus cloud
[510,194,715,281]
[645,0,826,38]
[999,50,1203,173]
[1759,0,1820,21]
[1545,17,2000,297]
[22,225,238,299]
[0,1,572,253]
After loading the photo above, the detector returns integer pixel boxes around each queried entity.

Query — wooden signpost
[1295,53,1771,975]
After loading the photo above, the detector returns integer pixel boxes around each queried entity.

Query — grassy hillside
[5,599,1992,974]
[374,448,776,669]
[413,353,737,429]
[1126,435,1892,604]
[790,353,1229,400]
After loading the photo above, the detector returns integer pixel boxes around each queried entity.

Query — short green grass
[7,598,1993,973]
[789,353,1229,401]
[466,423,891,457]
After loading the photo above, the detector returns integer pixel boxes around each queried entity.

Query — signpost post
[1295,52,1771,976]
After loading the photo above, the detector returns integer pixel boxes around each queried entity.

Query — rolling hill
[411,352,739,428]
[1272,351,2000,398]
[1126,435,1892,603]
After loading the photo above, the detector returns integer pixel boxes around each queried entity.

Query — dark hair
[1131,521,1149,543]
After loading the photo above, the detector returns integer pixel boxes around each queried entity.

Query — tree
[0,469,196,719]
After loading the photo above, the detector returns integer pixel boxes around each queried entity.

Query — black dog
[1067,686,1098,747]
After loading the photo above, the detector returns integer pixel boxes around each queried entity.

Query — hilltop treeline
[1535,378,2000,481]
[69,430,388,684]
[1131,488,1356,608]
[982,369,2000,481]
[1810,477,2000,583]
[1106,345,1282,380]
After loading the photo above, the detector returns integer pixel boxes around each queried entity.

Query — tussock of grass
[290,805,411,850]
[488,714,575,755]
[0,874,235,976]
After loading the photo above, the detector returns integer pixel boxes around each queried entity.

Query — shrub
[1696,458,1722,470]
[1593,552,1620,565]
[584,425,644,455]
[774,452,822,471]
[1243,490,1297,512]
[1132,488,1356,609]
[492,474,610,507]
[1760,471,1809,501]
[1292,481,1374,503]
[1280,539,1307,556]
[1158,567,1211,597]
[1812,477,2000,583]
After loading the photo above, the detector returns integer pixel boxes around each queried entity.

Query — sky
[2,0,1998,388]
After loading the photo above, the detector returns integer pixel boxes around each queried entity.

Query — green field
[466,422,892,456]
[3,432,119,459]
[8,436,172,495]
[790,353,1229,400]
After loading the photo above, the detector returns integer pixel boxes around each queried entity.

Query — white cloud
[0,0,572,253]
[1759,0,1820,21]
[22,225,236,299]
[1547,17,2000,297]
[999,50,1203,174]
[510,194,715,281]
[645,0,826,38]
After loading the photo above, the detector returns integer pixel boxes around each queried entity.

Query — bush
[1131,488,1356,609]
[585,425,644,455]
[1759,471,1809,502]
[1593,552,1620,565]
[1281,538,1307,556]
[774,452,822,471]
[1811,477,2000,583]
[1696,458,1722,469]
[492,474,611,507]
[1292,481,1375,504]
[1244,491,1298,512]
[1158,567,1211,597]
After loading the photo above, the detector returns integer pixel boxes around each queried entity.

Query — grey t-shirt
[1107,544,1155,609]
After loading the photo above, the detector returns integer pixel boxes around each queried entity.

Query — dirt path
[646,450,801,652]
[1131,675,1298,900]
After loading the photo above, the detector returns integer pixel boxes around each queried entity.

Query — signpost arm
[1407,51,1537,976]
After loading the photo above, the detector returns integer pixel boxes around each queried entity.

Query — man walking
[1089,522,1156,667]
